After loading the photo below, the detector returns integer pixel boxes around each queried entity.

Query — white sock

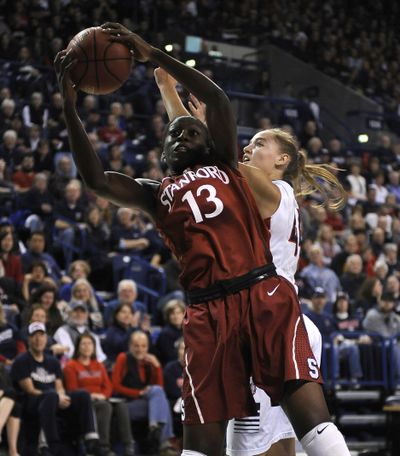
[181,450,207,456]
[300,422,351,456]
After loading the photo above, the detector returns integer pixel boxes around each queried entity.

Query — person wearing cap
[363,292,400,383]
[305,288,365,386]
[53,300,106,362]
[332,292,363,332]
[10,322,106,455]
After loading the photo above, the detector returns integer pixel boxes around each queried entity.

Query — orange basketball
[66,27,133,95]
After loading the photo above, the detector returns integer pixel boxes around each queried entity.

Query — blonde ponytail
[292,150,347,210]
[267,129,347,210]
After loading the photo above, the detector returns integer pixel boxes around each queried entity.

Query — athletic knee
[300,422,350,456]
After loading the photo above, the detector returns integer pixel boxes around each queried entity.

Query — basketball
[66,27,133,95]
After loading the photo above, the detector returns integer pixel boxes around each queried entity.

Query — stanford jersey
[266,180,300,286]
[156,163,270,290]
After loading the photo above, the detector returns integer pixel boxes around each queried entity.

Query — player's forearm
[158,83,190,121]
[150,48,228,107]
[62,104,109,193]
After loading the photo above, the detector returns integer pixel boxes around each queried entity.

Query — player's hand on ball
[101,22,152,62]
[154,67,177,89]
[54,50,78,105]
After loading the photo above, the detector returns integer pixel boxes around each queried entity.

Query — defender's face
[242,131,281,174]
[163,117,209,174]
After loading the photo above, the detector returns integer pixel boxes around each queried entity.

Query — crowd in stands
[1,0,400,454]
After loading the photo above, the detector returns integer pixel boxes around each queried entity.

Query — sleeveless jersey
[265,180,300,286]
[156,163,271,290]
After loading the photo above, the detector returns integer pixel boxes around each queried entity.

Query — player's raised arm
[102,22,238,168]
[54,51,158,219]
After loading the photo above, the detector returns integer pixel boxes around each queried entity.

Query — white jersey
[226,316,322,456]
[227,181,318,456]
[268,180,300,286]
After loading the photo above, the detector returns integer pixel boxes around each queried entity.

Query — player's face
[242,131,284,175]
[163,117,210,175]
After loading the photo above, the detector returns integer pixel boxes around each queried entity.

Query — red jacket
[63,359,112,397]
[112,352,163,399]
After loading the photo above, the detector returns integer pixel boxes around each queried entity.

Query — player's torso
[156,163,270,290]
[265,180,300,285]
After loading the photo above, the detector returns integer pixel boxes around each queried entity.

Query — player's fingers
[101,22,121,29]
[188,101,196,115]
[54,50,67,69]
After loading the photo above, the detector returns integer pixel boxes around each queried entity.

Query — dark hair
[30,284,56,306]
[29,260,48,275]
[72,332,97,360]
[113,302,132,326]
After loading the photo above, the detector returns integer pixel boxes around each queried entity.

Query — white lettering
[160,166,230,213]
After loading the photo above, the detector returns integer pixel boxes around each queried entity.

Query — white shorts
[226,315,322,456]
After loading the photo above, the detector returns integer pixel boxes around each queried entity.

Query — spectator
[346,163,367,204]
[102,303,142,364]
[340,254,366,302]
[299,244,342,306]
[58,259,91,302]
[11,154,36,193]
[387,170,400,204]
[332,292,362,332]
[21,231,65,285]
[69,278,104,331]
[163,338,184,444]
[0,362,21,456]
[104,279,147,326]
[0,303,25,366]
[370,172,388,205]
[314,224,341,266]
[33,139,54,175]
[64,333,135,456]
[21,92,48,129]
[98,114,125,145]
[53,300,106,363]
[0,231,23,284]
[48,154,76,200]
[155,299,185,366]
[363,293,400,382]
[356,277,383,316]
[29,284,64,336]
[331,234,359,277]
[111,331,175,455]
[19,173,54,234]
[54,179,87,268]
[19,304,68,358]
[304,288,365,386]
[22,260,55,303]
[83,205,113,292]
[10,322,105,455]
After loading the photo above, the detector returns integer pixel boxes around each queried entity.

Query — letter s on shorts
[307,358,319,379]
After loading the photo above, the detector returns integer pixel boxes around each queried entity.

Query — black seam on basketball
[103,42,129,85]
[93,29,100,92]
[74,43,89,89]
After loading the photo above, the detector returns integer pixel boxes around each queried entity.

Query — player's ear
[276,153,289,165]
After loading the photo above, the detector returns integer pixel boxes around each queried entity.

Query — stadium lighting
[358,134,369,143]
[164,44,174,52]
[186,59,196,67]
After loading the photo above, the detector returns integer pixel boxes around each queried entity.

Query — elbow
[204,87,229,106]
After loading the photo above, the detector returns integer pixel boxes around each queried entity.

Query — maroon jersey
[156,163,270,290]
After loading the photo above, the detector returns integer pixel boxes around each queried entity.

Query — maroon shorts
[181,275,322,424]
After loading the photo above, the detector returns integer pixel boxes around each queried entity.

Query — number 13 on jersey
[182,184,224,223]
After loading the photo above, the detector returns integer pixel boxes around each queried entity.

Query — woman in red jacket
[63,333,134,456]
[112,330,175,455]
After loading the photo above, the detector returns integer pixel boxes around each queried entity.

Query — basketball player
[54,23,350,456]
[153,71,332,456]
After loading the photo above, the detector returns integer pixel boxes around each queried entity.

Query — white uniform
[226,180,321,456]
